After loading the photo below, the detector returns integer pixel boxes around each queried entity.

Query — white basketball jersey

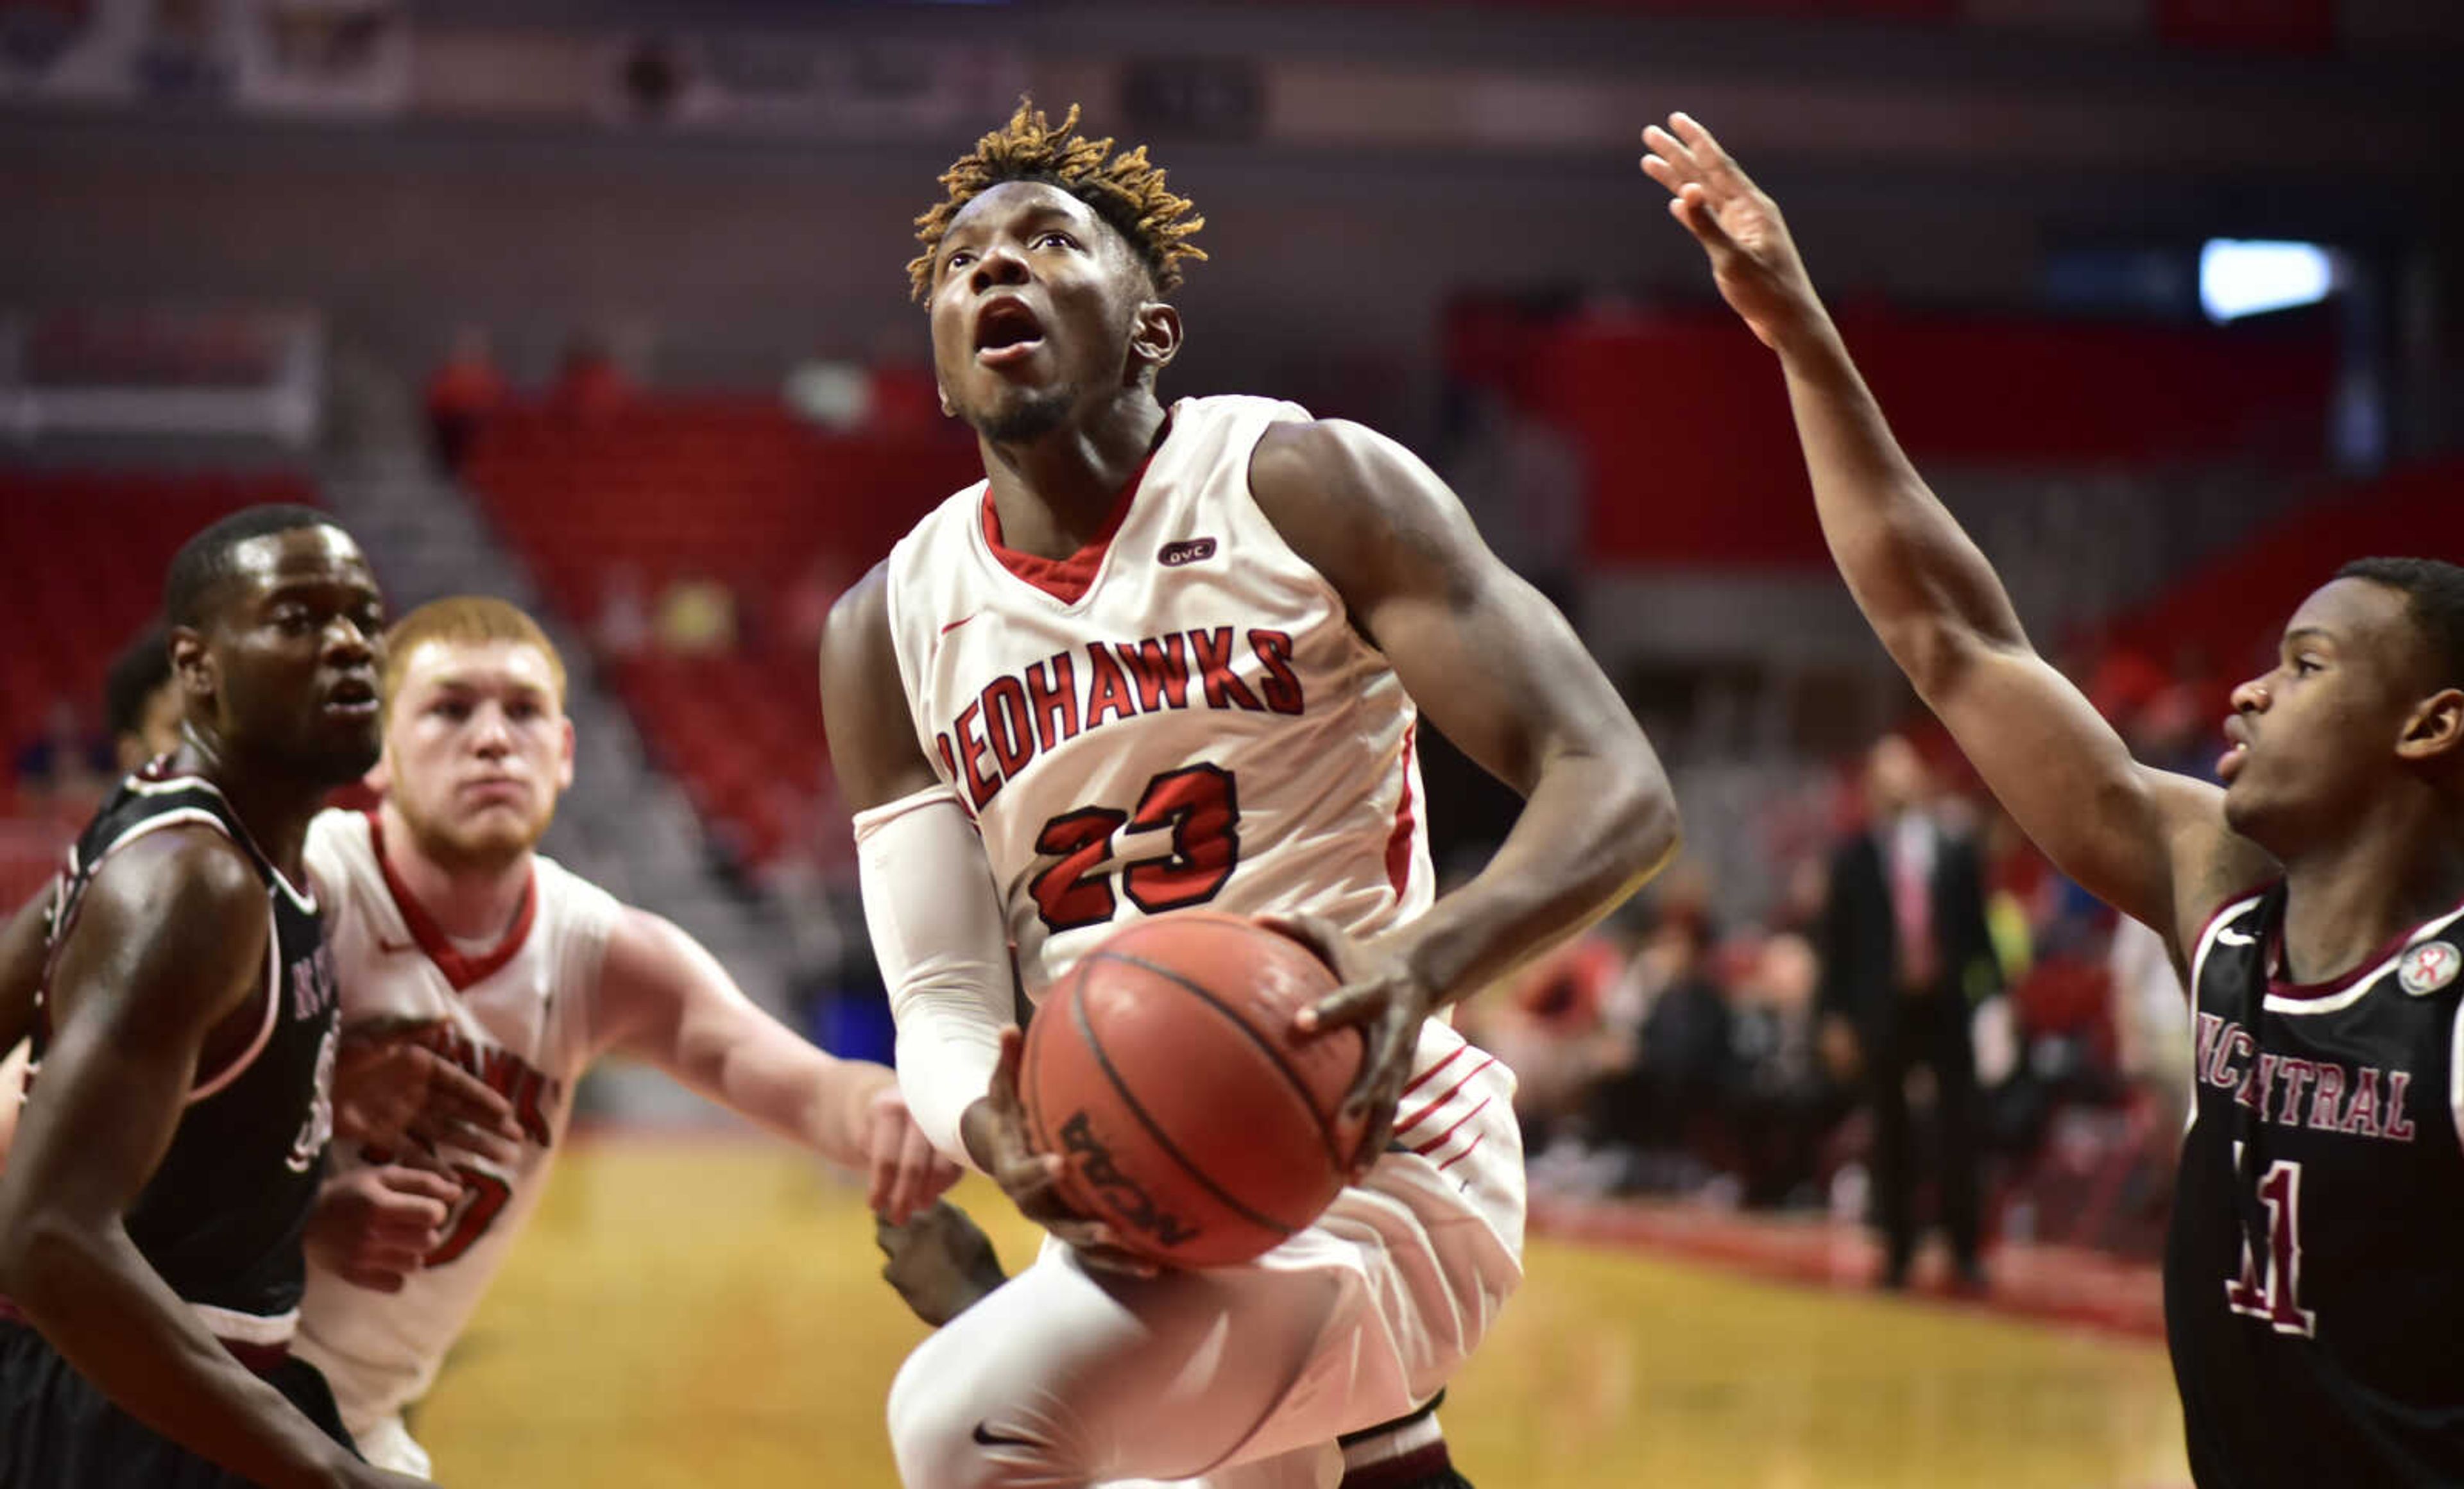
[884,395,1435,998]
[291,808,620,1434]
[884,396,1512,1186]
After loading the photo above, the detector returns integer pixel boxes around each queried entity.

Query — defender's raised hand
[1639,113,1827,353]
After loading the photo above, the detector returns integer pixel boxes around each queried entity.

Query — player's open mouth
[2218,717,2251,783]
[323,677,380,719]
[973,298,1046,367]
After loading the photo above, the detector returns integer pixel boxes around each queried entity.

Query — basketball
[1019,911,1366,1269]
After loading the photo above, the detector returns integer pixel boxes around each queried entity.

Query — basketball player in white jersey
[289,595,963,1476]
[819,102,1681,1489]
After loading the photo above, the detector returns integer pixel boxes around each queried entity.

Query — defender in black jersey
[1647,115,2464,1486]
[0,506,425,1488]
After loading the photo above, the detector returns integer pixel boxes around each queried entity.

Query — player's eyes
[1035,231,1078,251]
[944,250,975,275]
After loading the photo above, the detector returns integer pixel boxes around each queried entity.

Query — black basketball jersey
[26,768,341,1337]
[2166,883,2464,1487]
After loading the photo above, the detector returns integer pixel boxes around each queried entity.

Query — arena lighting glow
[2199,239,2336,322]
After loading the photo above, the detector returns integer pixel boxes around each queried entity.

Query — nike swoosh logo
[2218,928,2257,947]
[940,613,980,636]
[970,1422,1035,1448]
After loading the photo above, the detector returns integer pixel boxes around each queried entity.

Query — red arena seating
[463,396,979,869]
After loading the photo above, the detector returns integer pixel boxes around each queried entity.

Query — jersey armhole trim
[191,913,281,1103]
[2188,886,2271,998]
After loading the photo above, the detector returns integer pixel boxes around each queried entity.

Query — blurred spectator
[654,575,738,656]
[2108,914,2193,1139]
[1475,927,1629,1150]
[1588,906,1729,1191]
[595,563,651,660]
[422,325,509,473]
[12,701,111,808]
[549,334,634,418]
[1724,928,1837,1210]
[103,623,182,772]
[1818,735,2000,1290]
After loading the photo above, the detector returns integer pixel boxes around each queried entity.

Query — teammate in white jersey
[819,102,1681,1488]
[290,595,963,1477]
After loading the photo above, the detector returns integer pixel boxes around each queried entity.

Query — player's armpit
[1247,418,1679,1005]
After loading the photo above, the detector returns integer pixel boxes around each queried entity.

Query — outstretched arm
[590,902,959,1225]
[1640,112,2272,961]
[0,831,414,1488]
[1252,416,1681,1157]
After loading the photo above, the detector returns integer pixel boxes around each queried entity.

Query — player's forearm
[0,1216,354,1488]
[691,1024,887,1170]
[1774,328,2033,698]
[1399,745,1677,1007]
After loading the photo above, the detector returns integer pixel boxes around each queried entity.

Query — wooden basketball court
[409,1137,2189,1487]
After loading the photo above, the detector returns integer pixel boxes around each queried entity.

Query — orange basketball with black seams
[1019,911,1365,1268]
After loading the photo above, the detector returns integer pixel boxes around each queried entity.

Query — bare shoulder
[819,559,896,682]
[1248,418,1482,611]
[52,825,269,1031]
[818,558,939,806]
[599,903,704,992]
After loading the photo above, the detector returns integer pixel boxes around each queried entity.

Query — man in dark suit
[1818,735,2000,1290]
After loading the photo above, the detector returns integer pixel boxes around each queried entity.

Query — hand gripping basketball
[1274,913,1435,1179]
[964,1028,1163,1278]
[1014,912,1372,1269]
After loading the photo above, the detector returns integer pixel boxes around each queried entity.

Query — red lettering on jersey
[1026,652,1080,749]
[2274,1058,2318,1125]
[1117,634,1191,713]
[2339,1066,2383,1137]
[2381,1070,2417,1142]
[952,701,1000,810]
[1084,643,1137,726]
[1188,627,1264,712]
[2307,1063,2345,1130]
[2194,1012,2225,1086]
[984,676,1037,779]
[935,733,961,788]
[2212,1026,2254,1093]
[1248,629,1304,715]
[514,1066,553,1148]
[2236,1051,2279,1114]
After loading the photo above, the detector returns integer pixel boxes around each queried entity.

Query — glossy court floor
[411,1138,2191,1487]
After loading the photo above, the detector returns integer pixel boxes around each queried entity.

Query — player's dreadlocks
[908,99,1206,303]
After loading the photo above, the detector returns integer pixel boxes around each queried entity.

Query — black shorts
[0,1319,359,1488]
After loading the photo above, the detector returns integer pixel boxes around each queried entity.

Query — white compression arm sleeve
[853,784,1013,1169]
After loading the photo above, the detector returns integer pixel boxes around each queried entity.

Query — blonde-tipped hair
[908,98,1206,302]
[381,595,567,710]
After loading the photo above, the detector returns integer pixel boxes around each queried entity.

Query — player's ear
[169,625,214,704]
[555,716,577,791]
[2396,686,2463,766]
[1128,301,1182,382]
